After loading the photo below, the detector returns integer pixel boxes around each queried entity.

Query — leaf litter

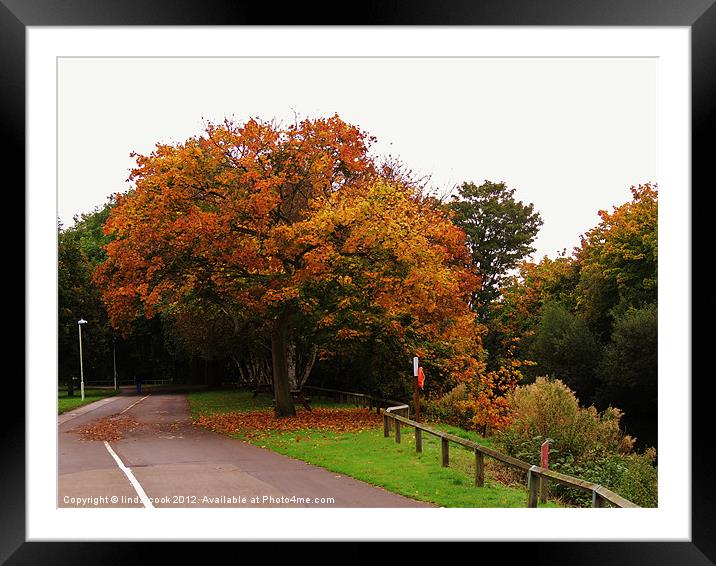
[70,414,144,441]
[194,407,382,439]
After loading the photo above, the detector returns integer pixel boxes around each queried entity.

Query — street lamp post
[78,319,87,401]
[113,334,118,392]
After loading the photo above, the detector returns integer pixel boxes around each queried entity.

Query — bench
[252,383,273,398]
[290,390,312,411]
[256,384,312,410]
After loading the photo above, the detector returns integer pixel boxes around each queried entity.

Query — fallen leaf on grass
[193,407,382,439]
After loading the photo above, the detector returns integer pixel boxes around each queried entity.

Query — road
[58,391,432,508]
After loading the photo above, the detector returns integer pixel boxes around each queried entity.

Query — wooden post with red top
[540,440,550,503]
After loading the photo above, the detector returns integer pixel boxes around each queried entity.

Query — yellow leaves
[336,297,354,310]
[336,328,363,340]
[263,287,299,304]
[96,115,485,382]
[317,314,335,328]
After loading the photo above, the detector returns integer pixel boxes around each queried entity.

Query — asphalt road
[58,391,432,508]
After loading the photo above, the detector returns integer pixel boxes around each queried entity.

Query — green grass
[238,427,557,508]
[58,388,118,414]
[187,388,560,508]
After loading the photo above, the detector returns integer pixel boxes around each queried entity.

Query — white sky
[58,57,656,260]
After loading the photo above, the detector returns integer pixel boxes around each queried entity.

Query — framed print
[7,0,714,562]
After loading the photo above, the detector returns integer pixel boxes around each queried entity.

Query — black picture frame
[7,1,712,562]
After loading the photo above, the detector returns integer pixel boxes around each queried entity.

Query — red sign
[417,366,426,389]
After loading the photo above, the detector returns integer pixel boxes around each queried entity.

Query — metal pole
[413,376,420,422]
[78,323,85,401]
[113,336,117,391]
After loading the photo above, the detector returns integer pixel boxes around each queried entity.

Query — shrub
[551,448,658,508]
[612,448,658,508]
[499,376,633,460]
[425,383,475,430]
[495,376,657,507]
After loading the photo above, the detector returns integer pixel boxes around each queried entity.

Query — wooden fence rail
[60,379,173,388]
[305,385,638,508]
[382,409,638,508]
[303,386,408,417]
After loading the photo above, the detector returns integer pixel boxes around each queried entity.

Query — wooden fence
[303,386,408,416]
[307,385,638,508]
[60,378,173,388]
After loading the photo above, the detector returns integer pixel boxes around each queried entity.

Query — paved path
[58,392,433,508]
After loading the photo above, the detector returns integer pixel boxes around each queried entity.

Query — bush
[495,377,657,507]
[612,448,658,507]
[499,377,633,460]
[425,383,475,430]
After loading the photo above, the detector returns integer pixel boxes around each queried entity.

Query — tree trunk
[232,355,246,383]
[271,308,296,417]
[298,346,318,389]
[287,341,298,391]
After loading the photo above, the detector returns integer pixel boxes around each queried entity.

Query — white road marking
[103,441,154,508]
[119,394,150,415]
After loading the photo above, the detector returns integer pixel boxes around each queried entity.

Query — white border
[27,27,690,541]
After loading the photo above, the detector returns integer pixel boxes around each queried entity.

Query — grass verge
[187,388,559,508]
[58,388,118,414]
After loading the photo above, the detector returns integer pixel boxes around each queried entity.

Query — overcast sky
[58,57,656,260]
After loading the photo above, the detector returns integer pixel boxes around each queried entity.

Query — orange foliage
[95,115,377,329]
[94,115,485,390]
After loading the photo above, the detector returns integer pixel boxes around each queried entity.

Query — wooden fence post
[415,428,422,453]
[592,489,605,508]
[383,414,390,437]
[475,450,485,487]
[540,440,550,503]
[527,468,539,508]
[395,419,401,443]
[441,438,449,467]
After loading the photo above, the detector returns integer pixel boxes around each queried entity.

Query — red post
[540,440,549,503]
[541,440,549,468]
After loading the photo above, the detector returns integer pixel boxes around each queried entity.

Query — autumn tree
[448,181,543,319]
[488,254,580,371]
[574,183,658,339]
[95,115,483,416]
[59,200,180,388]
[489,184,657,422]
